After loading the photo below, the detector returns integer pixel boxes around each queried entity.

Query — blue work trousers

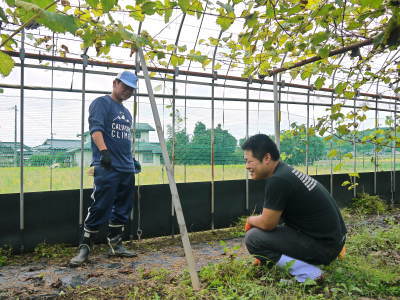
[84,166,135,231]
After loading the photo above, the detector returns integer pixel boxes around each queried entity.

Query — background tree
[188,121,211,165]
[237,125,326,166]
[167,121,240,165]
[166,127,190,165]
[280,123,326,166]
[214,124,241,164]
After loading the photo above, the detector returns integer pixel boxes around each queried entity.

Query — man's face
[244,150,273,180]
[113,80,134,102]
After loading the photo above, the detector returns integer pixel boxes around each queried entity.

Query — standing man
[242,134,347,282]
[70,70,141,267]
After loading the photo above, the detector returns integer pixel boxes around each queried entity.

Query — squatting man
[70,70,141,266]
[242,134,347,282]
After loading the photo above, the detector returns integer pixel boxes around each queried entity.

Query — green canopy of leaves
[0,51,15,76]
[1,0,400,96]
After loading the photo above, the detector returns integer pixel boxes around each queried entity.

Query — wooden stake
[137,47,201,290]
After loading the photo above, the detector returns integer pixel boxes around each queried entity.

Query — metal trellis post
[172,67,179,174]
[19,29,25,253]
[79,50,88,228]
[392,96,397,207]
[211,71,216,230]
[353,96,357,198]
[329,81,335,195]
[374,93,379,194]
[184,85,187,183]
[130,46,141,241]
[391,86,398,207]
[245,78,251,213]
[14,105,17,167]
[50,33,55,191]
[306,80,311,175]
[273,72,280,149]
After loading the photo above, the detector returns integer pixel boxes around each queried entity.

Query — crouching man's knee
[245,227,265,254]
[245,228,280,265]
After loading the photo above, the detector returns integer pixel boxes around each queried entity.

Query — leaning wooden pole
[137,47,201,290]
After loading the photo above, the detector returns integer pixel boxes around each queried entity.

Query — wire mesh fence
[0,60,399,194]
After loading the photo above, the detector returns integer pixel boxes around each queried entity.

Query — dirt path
[0,237,247,299]
[1,211,399,299]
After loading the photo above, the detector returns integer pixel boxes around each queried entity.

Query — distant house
[68,123,162,167]
[31,139,82,167]
[66,135,91,167]
[0,142,32,167]
[133,123,162,166]
[33,139,81,152]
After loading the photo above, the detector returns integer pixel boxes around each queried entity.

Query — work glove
[133,158,141,173]
[244,222,252,232]
[100,150,112,170]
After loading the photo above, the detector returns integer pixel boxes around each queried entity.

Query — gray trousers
[245,225,344,266]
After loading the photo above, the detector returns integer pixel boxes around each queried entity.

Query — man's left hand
[134,158,141,173]
[100,149,112,170]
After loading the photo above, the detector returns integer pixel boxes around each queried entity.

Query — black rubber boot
[69,230,94,267]
[69,244,90,267]
[107,224,137,258]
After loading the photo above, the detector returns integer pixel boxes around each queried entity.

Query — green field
[1,157,400,194]
[0,165,247,194]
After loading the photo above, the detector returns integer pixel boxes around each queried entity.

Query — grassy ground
[69,211,400,300]
[67,210,400,299]
[1,209,399,299]
[1,157,400,194]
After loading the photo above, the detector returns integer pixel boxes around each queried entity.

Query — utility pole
[9,105,18,166]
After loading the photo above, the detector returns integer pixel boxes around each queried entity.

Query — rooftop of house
[66,141,91,153]
[134,142,162,154]
[0,142,31,150]
[34,139,81,150]
[135,123,155,132]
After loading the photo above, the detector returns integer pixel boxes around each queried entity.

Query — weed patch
[0,246,12,266]
[34,242,75,260]
[349,192,388,215]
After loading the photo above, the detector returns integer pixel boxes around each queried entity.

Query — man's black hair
[241,134,280,161]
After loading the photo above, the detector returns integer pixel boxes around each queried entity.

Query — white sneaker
[276,255,323,283]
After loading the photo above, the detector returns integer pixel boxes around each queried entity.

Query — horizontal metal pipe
[2,72,398,108]
[5,50,400,101]
[11,63,400,107]
[15,63,116,76]
[1,83,397,113]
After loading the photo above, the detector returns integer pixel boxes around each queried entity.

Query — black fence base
[0,171,398,252]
